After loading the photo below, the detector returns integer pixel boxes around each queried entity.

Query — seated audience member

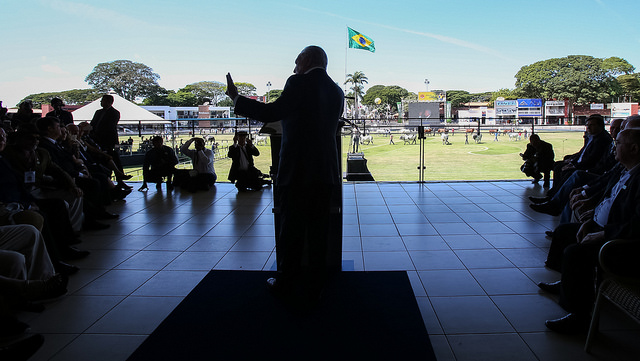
[62,124,130,202]
[175,137,216,192]
[75,122,132,189]
[0,224,63,285]
[139,136,178,191]
[538,126,640,334]
[228,131,270,192]
[35,116,118,222]
[10,101,38,130]
[547,114,612,198]
[520,133,554,188]
[0,224,68,359]
[529,118,623,218]
[0,127,89,273]
[45,98,73,126]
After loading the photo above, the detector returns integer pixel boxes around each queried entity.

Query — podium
[345,153,374,181]
[261,122,343,273]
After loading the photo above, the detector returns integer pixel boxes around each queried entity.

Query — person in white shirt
[177,137,216,192]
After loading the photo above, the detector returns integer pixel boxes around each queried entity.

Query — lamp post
[424,79,430,92]
[266,81,272,103]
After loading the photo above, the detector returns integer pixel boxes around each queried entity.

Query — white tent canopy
[71,93,170,125]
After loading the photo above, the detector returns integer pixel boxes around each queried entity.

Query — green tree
[617,73,640,102]
[235,82,257,96]
[181,81,227,105]
[265,89,283,103]
[345,71,368,118]
[85,60,161,101]
[487,88,519,107]
[446,90,472,108]
[167,91,198,106]
[141,86,171,106]
[362,85,409,112]
[470,92,492,103]
[514,55,635,105]
[19,89,101,108]
[218,98,234,107]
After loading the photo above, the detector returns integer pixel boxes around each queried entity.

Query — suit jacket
[234,68,344,186]
[2,145,75,190]
[37,137,81,179]
[570,131,612,171]
[596,164,640,241]
[590,142,617,176]
[45,109,74,126]
[227,144,259,182]
[90,106,120,150]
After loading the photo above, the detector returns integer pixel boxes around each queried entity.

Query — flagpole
[344,26,349,118]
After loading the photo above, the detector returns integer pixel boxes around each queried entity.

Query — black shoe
[528,196,550,204]
[530,202,562,216]
[545,313,590,334]
[545,231,554,238]
[537,280,562,295]
[25,273,69,303]
[60,246,90,261]
[0,334,44,361]
[112,188,132,201]
[94,211,119,220]
[54,261,79,275]
[543,181,551,188]
[532,178,541,184]
[118,182,133,190]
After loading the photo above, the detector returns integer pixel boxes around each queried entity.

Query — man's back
[236,68,344,186]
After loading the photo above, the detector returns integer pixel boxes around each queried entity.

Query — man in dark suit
[547,114,612,197]
[89,95,129,191]
[520,133,554,188]
[538,125,640,333]
[530,118,623,217]
[45,98,73,126]
[226,46,344,298]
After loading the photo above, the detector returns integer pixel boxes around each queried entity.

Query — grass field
[121,130,586,183]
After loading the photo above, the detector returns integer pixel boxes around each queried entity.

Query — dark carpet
[127,270,436,361]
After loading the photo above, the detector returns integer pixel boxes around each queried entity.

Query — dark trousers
[276,183,333,287]
[546,223,581,271]
[173,170,216,192]
[234,168,264,190]
[560,241,604,315]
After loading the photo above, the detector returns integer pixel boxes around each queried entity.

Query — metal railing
[118,117,590,182]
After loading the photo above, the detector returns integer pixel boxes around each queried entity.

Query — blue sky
[1,0,639,107]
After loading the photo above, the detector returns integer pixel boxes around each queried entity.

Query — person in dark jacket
[138,136,178,191]
[520,133,554,188]
[227,131,268,192]
[226,45,344,300]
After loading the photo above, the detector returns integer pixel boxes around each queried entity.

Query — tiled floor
[18,181,640,361]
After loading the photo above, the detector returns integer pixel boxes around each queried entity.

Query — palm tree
[345,71,368,119]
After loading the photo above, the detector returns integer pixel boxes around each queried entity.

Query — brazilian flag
[348,27,375,53]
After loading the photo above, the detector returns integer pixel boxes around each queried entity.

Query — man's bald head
[294,46,328,74]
